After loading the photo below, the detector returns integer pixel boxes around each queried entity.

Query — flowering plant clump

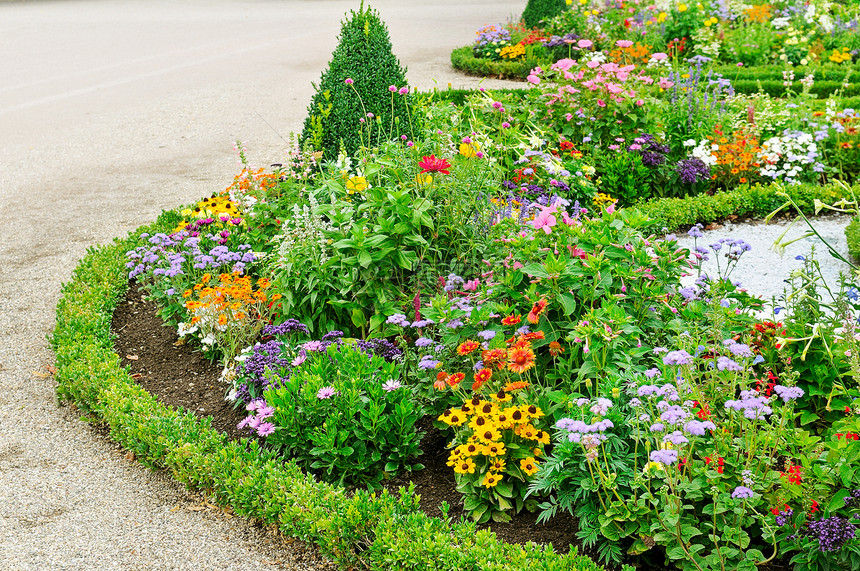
[179,271,281,367]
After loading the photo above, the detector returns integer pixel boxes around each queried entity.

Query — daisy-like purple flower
[316,386,337,400]
[256,422,276,437]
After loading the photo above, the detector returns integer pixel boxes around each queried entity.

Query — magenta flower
[616,40,634,48]
[344,78,354,85]
[316,386,337,400]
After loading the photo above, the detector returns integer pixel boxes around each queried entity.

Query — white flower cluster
[581,50,607,65]
[686,138,719,167]
[757,131,820,184]
[274,195,334,274]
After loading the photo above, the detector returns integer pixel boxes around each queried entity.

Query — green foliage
[450,45,532,80]
[595,150,652,207]
[51,221,602,571]
[522,0,568,29]
[300,3,410,161]
[262,343,423,487]
[847,216,860,262]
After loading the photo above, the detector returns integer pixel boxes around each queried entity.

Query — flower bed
[52,3,860,570]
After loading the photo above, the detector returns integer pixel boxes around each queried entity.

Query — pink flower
[601,62,619,73]
[527,74,540,84]
[531,205,558,234]
[565,113,574,121]
[597,99,607,107]
[616,40,634,48]
[345,78,354,85]
[577,39,593,48]
[399,86,409,95]
[606,203,616,214]
[606,83,624,94]
[561,210,579,226]
[463,279,479,291]
[658,78,674,89]
[608,144,619,150]
[635,99,644,106]
[586,61,600,69]
[389,85,397,92]
[652,52,668,61]
[551,58,576,72]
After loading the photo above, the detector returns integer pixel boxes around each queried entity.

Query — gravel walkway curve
[0,1,524,569]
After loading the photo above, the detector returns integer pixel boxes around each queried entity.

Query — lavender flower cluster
[627,134,669,167]
[126,230,256,280]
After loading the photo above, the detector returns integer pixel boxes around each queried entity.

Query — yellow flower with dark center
[520,457,539,476]
[492,390,513,403]
[535,430,550,445]
[454,458,476,475]
[520,404,543,420]
[468,415,490,432]
[464,442,484,456]
[482,472,502,488]
[476,428,502,444]
[490,458,506,472]
[484,442,507,457]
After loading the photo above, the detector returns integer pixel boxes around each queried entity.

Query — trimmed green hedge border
[451,46,860,98]
[633,180,860,235]
[50,211,606,571]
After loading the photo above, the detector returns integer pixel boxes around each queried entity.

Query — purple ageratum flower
[687,223,704,238]
[649,449,679,465]
[727,342,753,358]
[643,368,661,379]
[773,385,804,403]
[663,350,694,366]
[683,419,716,436]
[650,423,666,432]
[414,337,433,348]
[663,431,689,446]
[717,356,743,372]
[477,330,497,341]
[418,356,441,369]
[316,386,337,399]
[382,379,402,392]
[638,384,660,397]
[412,319,434,328]
[386,313,411,327]
[445,319,464,329]
[660,405,690,425]
[731,486,755,500]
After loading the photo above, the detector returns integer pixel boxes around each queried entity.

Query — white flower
[201,333,216,346]
[177,322,198,337]
[683,139,697,147]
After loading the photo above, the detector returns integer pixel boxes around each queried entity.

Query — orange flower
[503,380,529,392]
[501,314,522,326]
[457,340,481,356]
[526,299,548,324]
[739,178,747,183]
[840,142,854,149]
[472,368,493,391]
[433,379,447,390]
[549,341,564,357]
[446,372,466,387]
[507,346,536,374]
[522,331,545,342]
[481,348,508,370]
[217,314,229,327]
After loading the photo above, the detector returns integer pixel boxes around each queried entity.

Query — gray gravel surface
[0,0,524,569]
[674,214,855,314]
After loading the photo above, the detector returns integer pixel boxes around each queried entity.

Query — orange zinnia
[507,346,536,374]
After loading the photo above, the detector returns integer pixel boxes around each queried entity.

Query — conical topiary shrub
[521,0,568,29]
[300,2,410,161]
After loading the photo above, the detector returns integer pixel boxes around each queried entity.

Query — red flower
[457,340,481,356]
[783,465,802,484]
[501,314,522,326]
[446,372,465,387]
[811,500,819,513]
[527,299,549,324]
[418,155,451,175]
[472,368,493,391]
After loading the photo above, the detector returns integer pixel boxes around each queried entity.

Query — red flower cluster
[836,432,860,440]
[783,465,802,484]
[705,456,725,474]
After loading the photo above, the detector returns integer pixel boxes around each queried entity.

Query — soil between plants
[111,283,582,555]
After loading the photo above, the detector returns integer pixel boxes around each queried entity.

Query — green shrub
[847,215,860,262]
[450,45,532,80]
[300,3,410,161]
[522,0,568,29]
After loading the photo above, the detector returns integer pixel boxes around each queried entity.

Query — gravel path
[0,1,524,569]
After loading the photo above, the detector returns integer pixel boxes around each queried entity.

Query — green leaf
[351,308,367,328]
[800,410,820,425]
[384,461,399,472]
[557,293,577,316]
[491,510,512,523]
[495,480,514,498]
[519,263,550,278]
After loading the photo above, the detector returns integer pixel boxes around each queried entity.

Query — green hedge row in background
[50,212,607,571]
[451,46,860,99]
